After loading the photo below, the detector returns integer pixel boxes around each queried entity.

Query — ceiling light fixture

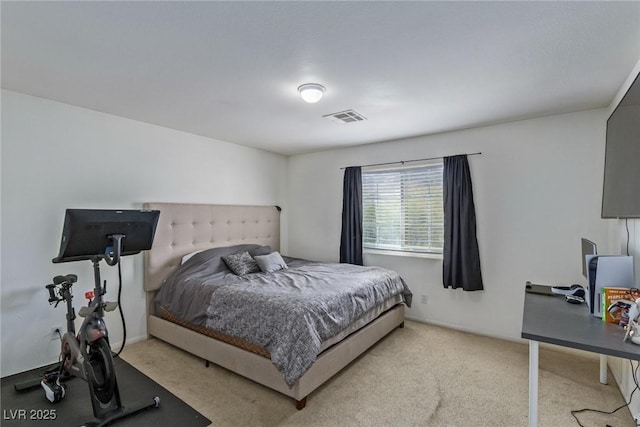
[298,83,326,103]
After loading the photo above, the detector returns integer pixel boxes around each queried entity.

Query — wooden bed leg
[295,397,307,410]
[399,321,405,328]
[205,360,210,368]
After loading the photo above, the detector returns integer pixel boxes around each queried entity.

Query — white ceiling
[2,1,640,156]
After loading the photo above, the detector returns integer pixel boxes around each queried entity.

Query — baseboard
[404,315,520,343]
[405,315,599,360]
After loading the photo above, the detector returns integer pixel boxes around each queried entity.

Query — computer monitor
[53,209,160,263]
[581,238,597,277]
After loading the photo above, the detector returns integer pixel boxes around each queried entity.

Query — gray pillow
[248,245,273,257]
[254,251,288,273]
[222,251,260,275]
[186,244,265,273]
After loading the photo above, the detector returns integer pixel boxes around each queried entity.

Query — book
[602,287,640,324]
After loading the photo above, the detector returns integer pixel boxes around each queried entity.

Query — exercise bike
[43,270,117,408]
[15,209,161,427]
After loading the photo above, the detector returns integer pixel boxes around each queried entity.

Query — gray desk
[521,291,640,427]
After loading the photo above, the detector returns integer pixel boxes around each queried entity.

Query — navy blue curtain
[340,167,363,265]
[443,155,483,291]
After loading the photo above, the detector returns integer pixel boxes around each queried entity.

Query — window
[362,162,444,255]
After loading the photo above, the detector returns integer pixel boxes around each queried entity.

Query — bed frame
[142,202,405,409]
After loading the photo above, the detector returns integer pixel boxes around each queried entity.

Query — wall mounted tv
[602,71,640,218]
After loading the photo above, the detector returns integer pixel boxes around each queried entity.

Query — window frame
[361,160,444,258]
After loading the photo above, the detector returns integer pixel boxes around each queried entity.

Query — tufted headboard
[143,203,281,292]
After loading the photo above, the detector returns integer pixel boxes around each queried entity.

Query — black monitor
[581,238,597,278]
[53,209,160,263]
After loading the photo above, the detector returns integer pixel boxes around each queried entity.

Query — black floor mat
[1,357,211,427]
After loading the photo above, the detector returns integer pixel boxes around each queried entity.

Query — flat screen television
[601,71,640,218]
[53,209,160,263]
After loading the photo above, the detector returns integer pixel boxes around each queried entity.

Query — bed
[142,202,409,409]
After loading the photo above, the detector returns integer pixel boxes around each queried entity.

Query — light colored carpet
[121,321,635,426]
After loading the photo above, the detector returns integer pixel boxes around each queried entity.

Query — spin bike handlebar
[47,234,122,308]
[46,284,57,303]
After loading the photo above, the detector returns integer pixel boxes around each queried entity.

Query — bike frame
[59,258,110,376]
[57,255,122,420]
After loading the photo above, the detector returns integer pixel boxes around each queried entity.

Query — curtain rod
[340,152,482,170]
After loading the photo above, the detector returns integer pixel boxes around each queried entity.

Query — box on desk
[602,287,640,325]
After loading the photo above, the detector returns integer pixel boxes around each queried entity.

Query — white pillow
[254,251,288,273]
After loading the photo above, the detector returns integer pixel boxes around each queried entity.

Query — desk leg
[600,354,608,384]
[529,340,539,427]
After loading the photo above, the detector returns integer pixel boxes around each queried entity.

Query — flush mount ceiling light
[297,83,326,103]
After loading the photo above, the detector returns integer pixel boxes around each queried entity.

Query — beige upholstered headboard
[143,203,281,292]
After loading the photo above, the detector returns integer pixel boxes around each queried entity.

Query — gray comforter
[156,245,411,386]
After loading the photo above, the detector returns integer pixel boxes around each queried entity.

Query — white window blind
[362,162,444,254]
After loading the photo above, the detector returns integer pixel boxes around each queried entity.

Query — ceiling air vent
[323,109,367,124]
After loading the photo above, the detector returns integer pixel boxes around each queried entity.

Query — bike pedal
[41,375,66,403]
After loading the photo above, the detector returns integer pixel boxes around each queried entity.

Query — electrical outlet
[50,326,62,341]
[421,295,428,304]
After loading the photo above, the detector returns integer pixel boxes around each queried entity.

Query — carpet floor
[120,321,635,427]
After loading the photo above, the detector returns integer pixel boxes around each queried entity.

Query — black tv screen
[53,209,160,263]
[602,71,640,218]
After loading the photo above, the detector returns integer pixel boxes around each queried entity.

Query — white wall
[287,108,613,341]
[0,90,287,376]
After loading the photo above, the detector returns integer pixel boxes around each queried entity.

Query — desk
[521,292,640,427]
